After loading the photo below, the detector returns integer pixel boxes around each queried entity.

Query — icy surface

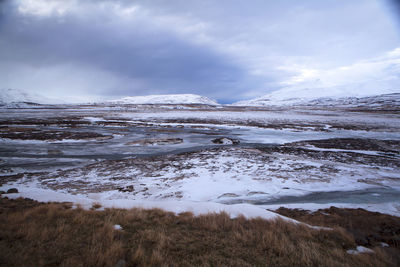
[0,103,399,217]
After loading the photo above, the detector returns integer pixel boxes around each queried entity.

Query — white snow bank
[0,184,293,222]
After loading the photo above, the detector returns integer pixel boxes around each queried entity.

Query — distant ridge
[0,88,63,105]
[233,93,400,108]
[234,80,400,107]
[108,94,219,105]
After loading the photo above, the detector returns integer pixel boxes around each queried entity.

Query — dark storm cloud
[0,0,399,103]
[386,0,400,29]
[0,0,270,102]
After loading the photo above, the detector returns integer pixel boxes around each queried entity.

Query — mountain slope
[235,82,400,106]
[0,88,63,105]
[108,94,219,105]
[234,92,400,109]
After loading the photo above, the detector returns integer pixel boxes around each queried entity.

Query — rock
[117,185,134,192]
[0,190,5,194]
[212,137,240,145]
[115,259,126,267]
[126,185,134,192]
[6,188,18,193]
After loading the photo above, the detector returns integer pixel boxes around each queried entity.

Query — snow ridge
[109,94,219,105]
[234,92,400,107]
[0,88,63,105]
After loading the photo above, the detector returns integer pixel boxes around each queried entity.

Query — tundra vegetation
[1,197,399,266]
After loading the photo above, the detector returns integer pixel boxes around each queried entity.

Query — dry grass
[0,197,398,266]
[275,206,400,264]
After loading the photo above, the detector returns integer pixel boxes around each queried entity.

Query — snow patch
[347,246,374,255]
[0,183,291,221]
[113,224,123,230]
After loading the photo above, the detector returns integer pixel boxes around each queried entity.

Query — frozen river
[1,105,400,216]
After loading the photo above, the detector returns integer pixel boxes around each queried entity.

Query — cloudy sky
[0,0,399,103]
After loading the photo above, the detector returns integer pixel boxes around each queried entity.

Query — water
[228,187,400,205]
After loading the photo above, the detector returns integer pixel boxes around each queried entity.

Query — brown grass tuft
[0,197,399,266]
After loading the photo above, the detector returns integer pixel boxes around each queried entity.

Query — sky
[0,0,399,103]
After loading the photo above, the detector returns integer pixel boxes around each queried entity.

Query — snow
[380,242,389,247]
[347,246,374,255]
[113,224,123,230]
[108,94,219,105]
[1,104,399,220]
[234,91,400,107]
[0,88,63,105]
[0,183,291,221]
[299,145,385,156]
[215,137,235,145]
[3,143,399,215]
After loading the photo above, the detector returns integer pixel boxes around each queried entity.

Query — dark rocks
[212,137,240,145]
[6,188,18,194]
[115,259,126,267]
[117,185,134,192]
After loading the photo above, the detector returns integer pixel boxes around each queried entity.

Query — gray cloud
[0,0,399,103]
[0,1,261,102]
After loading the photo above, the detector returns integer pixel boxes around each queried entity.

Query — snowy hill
[0,88,63,105]
[234,83,400,106]
[108,94,219,105]
[305,93,400,108]
[234,92,400,109]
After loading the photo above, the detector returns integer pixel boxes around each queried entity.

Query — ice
[1,101,399,218]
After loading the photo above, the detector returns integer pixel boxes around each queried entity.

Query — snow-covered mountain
[234,83,400,106]
[0,88,63,105]
[304,93,400,109]
[108,94,219,105]
[235,92,400,109]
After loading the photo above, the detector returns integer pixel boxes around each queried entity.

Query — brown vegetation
[0,197,398,266]
[275,207,400,263]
